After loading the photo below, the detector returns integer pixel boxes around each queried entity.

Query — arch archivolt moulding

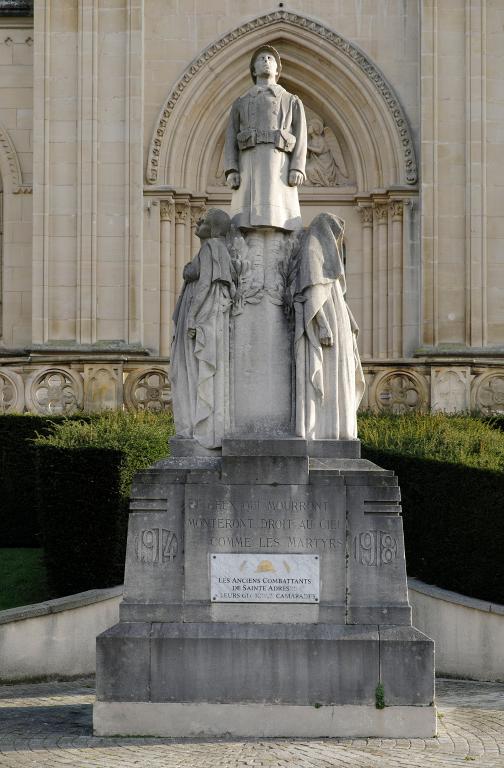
[146,10,417,191]
[0,122,30,194]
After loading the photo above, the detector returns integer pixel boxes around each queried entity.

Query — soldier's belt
[237,129,296,152]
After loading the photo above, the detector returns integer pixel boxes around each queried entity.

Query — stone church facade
[0,0,502,415]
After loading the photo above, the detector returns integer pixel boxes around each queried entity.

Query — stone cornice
[147,10,417,187]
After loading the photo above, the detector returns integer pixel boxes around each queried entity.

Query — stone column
[373,204,388,359]
[389,201,404,358]
[401,199,419,357]
[174,199,190,296]
[358,206,373,359]
[160,197,174,357]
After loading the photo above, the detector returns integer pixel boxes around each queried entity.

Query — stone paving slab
[0,677,503,766]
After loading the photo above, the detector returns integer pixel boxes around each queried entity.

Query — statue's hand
[183,263,198,282]
[226,172,241,190]
[187,328,196,339]
[288,170,304,187]
[319,327,334,347]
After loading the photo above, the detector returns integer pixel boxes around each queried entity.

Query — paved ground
[0,678,503,767]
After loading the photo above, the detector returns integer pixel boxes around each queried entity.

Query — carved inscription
[134,528,178,564]
[353,530,397,567]
[186,496,340,551]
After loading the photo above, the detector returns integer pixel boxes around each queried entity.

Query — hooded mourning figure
[294,212,365,439]
[170,209,234,449]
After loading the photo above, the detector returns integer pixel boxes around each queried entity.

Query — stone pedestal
[230,230,295,436]
[94,438,436,737]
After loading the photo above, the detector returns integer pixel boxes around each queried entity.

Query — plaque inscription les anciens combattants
[210,553,320,603]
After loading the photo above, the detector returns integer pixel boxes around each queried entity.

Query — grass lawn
[0,549,50,611]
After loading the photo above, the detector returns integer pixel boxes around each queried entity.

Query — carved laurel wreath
[147,11,418,186]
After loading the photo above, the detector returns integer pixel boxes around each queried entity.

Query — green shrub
[359,413,504,604]
[34,411,175,595]
[35,410,175,497]
[358,412,504,471]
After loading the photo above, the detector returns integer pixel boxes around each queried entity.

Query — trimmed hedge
[0,415,57,547]
[34,411,175,595]
[361,447,504,605]
[36,446,126,596]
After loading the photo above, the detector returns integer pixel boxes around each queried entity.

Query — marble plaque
[210,553,320,603]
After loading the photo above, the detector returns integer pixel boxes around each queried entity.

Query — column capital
[190,202,207,226]
[357,205,373,225]
[160,199,175,222]
[374,204,389,223]
[389,200,404,220]
[175,201,190,224]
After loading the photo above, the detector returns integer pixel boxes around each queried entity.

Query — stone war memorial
[94,46,435,739]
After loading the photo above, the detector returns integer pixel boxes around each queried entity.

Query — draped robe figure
[294,213,365,439]
[170,211,233,449]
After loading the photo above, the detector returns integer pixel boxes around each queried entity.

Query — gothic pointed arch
[146,10,417,193]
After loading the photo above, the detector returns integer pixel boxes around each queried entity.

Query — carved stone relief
[84,365,123,412]
[24,367,84,415]
[370,369,429,414]
[471,371,504,414]
[304,110,350,187]
[0,369,24,413]
[124,367,172,412]
[431,367,471,413]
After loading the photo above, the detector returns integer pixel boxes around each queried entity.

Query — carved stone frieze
[370,369,429,414]
[471,371,504,414]
[124,367,172,412]
[0,368,24,413]
[84,365,123,413]
[431,367,471,413]
[146,11,417,186]
[24,367,84,415]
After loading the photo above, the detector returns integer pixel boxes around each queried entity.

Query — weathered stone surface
[170,437,221,457]
[222,437,308,456]
[93,701,437,739]
[308,439,361,458]
[346,482,411,625]
[148,623,380,705]
[96,623,151,702]
[379,625,435,705]
[221,455,309,485]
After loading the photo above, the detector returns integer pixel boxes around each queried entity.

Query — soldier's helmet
[249,44,282,83]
